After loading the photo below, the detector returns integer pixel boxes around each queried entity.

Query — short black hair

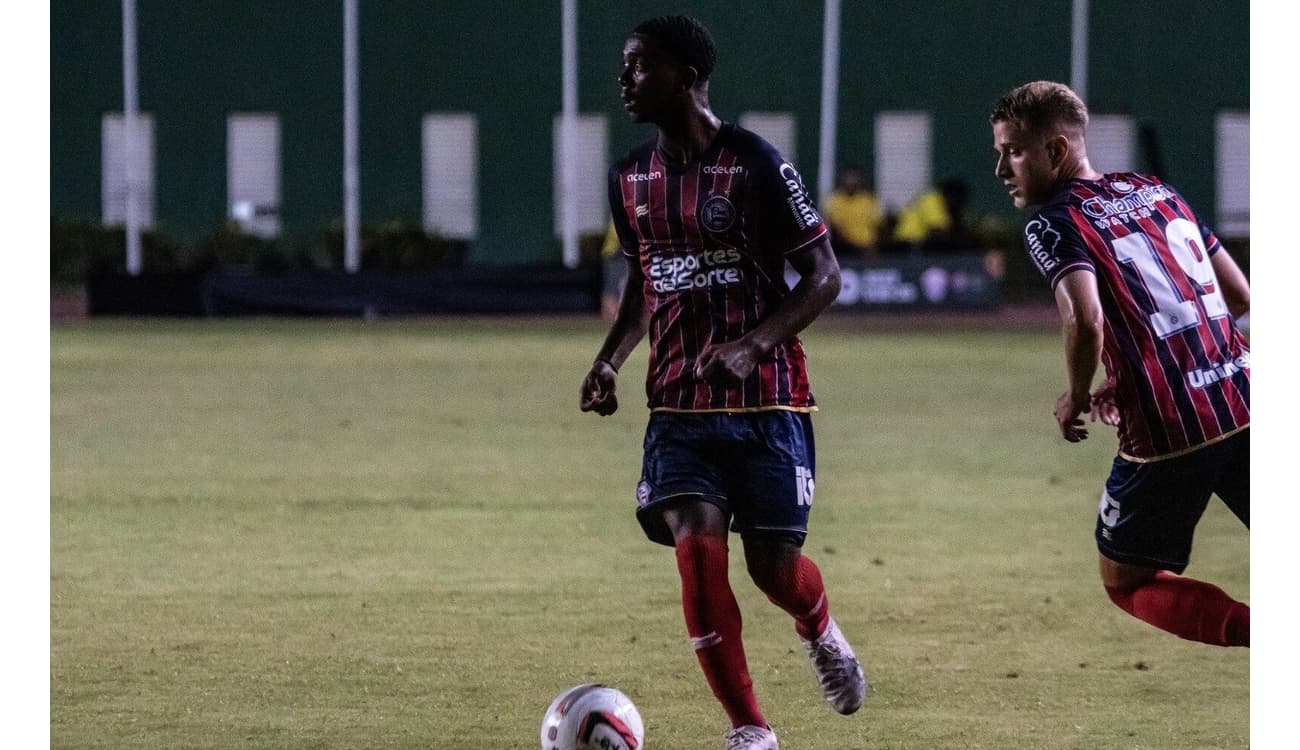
[632,15,716,82]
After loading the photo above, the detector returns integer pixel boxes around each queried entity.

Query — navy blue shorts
[1096,429,1249,573]
[635,410,817,547]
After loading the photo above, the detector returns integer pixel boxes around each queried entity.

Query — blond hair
[989,81,1089,138]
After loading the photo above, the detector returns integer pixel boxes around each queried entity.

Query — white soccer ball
[540,683,645,750]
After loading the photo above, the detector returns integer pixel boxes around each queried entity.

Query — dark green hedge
[51,218,469,287]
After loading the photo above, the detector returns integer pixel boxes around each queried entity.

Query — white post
[560,0,579,269]
[817,0,841,203]
[122,0,142,275]
[343,0,361,273]
[1071,0,1089,103]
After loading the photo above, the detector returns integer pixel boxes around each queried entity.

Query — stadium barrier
[87,267,600,317]
[85,253,1008,317]
[814,254,1002,311]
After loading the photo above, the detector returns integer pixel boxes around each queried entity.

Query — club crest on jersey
[700,195,736,233]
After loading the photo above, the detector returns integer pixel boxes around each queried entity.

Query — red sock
[1106,571,1250,647]
[760,554,831,641]
[675,535,766,728]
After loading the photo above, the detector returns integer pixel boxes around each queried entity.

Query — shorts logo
[795,466,815,507]
[700,195,736,233]
[1099,490,1120,528]
[636,480,652,508]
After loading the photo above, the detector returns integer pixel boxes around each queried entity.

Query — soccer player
[579,15,866,750]
[990,81,1250,648]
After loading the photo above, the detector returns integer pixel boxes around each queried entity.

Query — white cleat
[801,617,867,715]
[723,724,779,750]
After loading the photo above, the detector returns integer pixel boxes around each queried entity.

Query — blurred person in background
[822,163,883,259]
[579,15,866,749]
[891,176,974,252]
[600,218,628,322]
[991,80,1250,648]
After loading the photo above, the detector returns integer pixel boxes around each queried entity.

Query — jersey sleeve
[1165,181,1226,257]
[1199,219,1225,256]
[749,148,828,256]
[1022,206,1094,289]
[607,166,638,256]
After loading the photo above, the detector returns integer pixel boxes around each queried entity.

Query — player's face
[618,36,684,124]
[992,120,1057,209]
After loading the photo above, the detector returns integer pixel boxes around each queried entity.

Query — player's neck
[655,104,722,166]
[1062,155,1102,183]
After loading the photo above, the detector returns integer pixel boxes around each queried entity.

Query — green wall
[51,1,1248,265]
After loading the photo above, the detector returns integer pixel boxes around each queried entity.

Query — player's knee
[1101,566,1161,615]
[745,558,782,595]
[743,544,799,595]
[1104,583,1136,614]
[675,533,726,567]
[663,499,728,542]
[1099,554,1159,593]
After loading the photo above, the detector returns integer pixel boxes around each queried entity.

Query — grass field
[50,317,1250,749]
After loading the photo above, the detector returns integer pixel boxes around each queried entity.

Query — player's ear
[679,64,700,92]
[1046,134,1071,170]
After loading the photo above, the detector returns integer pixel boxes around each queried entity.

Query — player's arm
[1053,269,1104,442]
[695,236,840,382]
[1211,248,1250,319]
[747,236,841,354]
[1089,375,1121,427]
[580,256,648,416]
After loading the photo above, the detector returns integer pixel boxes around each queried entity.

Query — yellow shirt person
[892,178,971,249]
[893,190,950,243]
[823,190,883,249]
[823,165,882,257]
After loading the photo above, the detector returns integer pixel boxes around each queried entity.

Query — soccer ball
[540,683,645,750]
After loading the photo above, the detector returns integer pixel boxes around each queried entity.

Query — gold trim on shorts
[650,404,818,414]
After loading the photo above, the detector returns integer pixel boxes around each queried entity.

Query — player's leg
[1095,437,1249,647]
[661,501,769,732]
[1100,555,1249,647]
[742,534,865,715]
[634,412,768,735]
[1214,429,1249,528]
[732,411,865,714]
[742,536,828,642]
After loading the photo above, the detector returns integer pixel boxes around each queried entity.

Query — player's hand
[1054,390,1091,442]
[580,360,619,416]
[694,340,761,384]
[1090,377,1120,427]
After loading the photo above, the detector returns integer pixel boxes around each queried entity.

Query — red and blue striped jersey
[1023,172,1250,461]
[608,123,828,412]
